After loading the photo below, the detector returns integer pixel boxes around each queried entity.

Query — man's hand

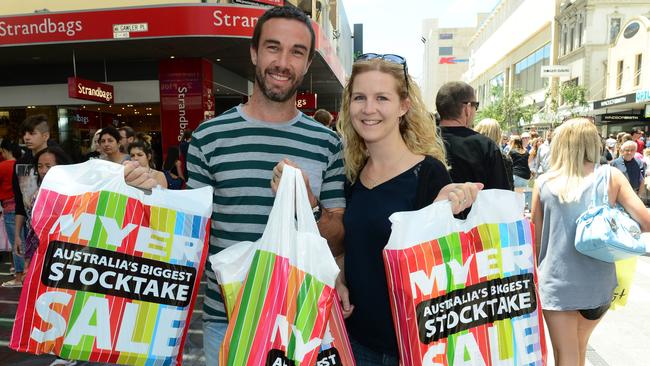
[335,273,354,318]
[271,158,317,207]
[123,161,158,190]
[435,182,484,214]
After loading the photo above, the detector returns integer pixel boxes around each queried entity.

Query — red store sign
[296,92,317,110]
[67,77,114,104]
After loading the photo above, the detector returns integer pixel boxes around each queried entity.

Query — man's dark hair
[251,5,316,61]
[182,130,192,140]
[0,138,22,159]
[119,126,135,139]
[435,81,476,120]
[22,114,50,134]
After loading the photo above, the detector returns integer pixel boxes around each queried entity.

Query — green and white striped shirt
[186,105,346,322]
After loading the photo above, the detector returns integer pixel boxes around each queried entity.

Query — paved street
[1,252,649,365]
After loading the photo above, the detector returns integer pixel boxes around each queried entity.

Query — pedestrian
[128,140,168,188]
[162,146,185,190]
[436,81,510,216]
[20,146,73,269]
[99,126,130,164]
[474,118,514,190]
[610,140,646,194]
[0,139,21,287]
[508,135,531,188]
[313,108,334,128]
[178,129,192,178]
[82,129,103,161]
[530,117,650,366]
[185,6,345,364]
[522,131,532,152]
[118,125,136,153]
[536,129,553,175]
[3,115,51,288]
[334,53,481,365]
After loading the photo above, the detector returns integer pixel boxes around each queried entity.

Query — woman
[128,141,168,188]
[99,126,130,164]
[508,135,531,188]
[475,118,514,190]
[0,139,23,287]
[83,129,103,161]
[531,117,650,366]
[335,54,480,364]
[162,146,185,190]
[20,146,73,268]
[528,137,543,179]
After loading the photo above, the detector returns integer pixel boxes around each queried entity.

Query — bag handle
[591,165,610,207]
[294,166,319,234]
[266,164,298,234]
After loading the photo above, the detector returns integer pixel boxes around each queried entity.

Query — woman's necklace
[362,150,409,189]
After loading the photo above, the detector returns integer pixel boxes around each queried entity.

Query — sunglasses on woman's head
[355,53,409,91]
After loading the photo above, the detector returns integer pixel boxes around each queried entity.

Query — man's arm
[486,143,511,190]
[317,207,344,257]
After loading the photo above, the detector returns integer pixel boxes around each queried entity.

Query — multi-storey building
[421,18,478,110]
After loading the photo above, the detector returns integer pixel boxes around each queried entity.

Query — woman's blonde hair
[474,118,501,144]
[337,58,446,183]
[545,117,602,203]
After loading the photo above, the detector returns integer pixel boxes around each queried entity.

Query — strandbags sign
[68,77,114,104]
[10,160,213,365]
[383,190,546,365]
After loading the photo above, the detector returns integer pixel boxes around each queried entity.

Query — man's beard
[255,65,303,103]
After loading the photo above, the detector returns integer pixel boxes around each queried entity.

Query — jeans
[3,212,24,273]
[513,175,529,188]
[203,321,228,366]
[349,337,399,366]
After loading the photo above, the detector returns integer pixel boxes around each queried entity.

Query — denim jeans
[513,175,529,188]
[203,321,228,366]
[3,211,24,273]
[349,337,399,366]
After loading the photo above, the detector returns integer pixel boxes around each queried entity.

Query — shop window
[610,17,621,43]
[513,43,551,94]
[439,33,453,40]
[617,60,624,90]
[439,47,453,56]
[635,54,642,87]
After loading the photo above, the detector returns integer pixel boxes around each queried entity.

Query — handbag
[575,165,647,262]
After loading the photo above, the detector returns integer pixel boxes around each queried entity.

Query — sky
[343,0,501,84]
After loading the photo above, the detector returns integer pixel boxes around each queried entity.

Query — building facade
[421,19,477,110]
[592,16,650,135]
[462,0,554,130]
[0,0,352,161]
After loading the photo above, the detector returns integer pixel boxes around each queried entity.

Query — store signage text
[296,92,317,110]
[601,114,647,122]
[0,18,82,37]
[541,65,571,78]
[636,89,650,103]
[593,93,636,109]
[68,77,114,104]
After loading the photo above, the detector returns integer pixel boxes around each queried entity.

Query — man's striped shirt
[186,105,346,323]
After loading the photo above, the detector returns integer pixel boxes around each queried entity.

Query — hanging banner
[68,77,114,104]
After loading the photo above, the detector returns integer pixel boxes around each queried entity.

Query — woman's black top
[509,150,531,180]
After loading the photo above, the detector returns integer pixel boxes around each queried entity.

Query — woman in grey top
[530,117,650,366]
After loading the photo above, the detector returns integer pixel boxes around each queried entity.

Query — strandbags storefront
[0,3,346,160]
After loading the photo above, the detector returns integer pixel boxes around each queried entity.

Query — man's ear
[250,46,258,66]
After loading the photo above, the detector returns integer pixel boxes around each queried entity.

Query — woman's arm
[610,167,650,232]
[155,171,168,189]
[175,160,186,181]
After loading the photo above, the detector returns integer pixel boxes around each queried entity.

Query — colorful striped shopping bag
[215,166,340,366]
[10,160,212,365]
[383,190,547,365]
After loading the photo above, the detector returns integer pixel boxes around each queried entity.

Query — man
[185,6,345,364]
[612,140,646,193]
[313,108,334,128]
[118,125,135,152]
[2,115,50,288]
[537,130,553,175]
[632,128,645,154]
[436,81,510,196]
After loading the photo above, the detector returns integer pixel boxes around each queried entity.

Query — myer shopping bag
[384,190,547,365]
[10,160,212,365]
[214,165,340,366]
[210,242,356,366]
[610,257,637,310]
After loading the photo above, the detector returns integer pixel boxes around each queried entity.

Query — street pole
[548,0,562,128]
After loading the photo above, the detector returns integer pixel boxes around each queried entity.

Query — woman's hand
[14,235,24,256]
[435,182,484,214]
[335,273,354,318]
